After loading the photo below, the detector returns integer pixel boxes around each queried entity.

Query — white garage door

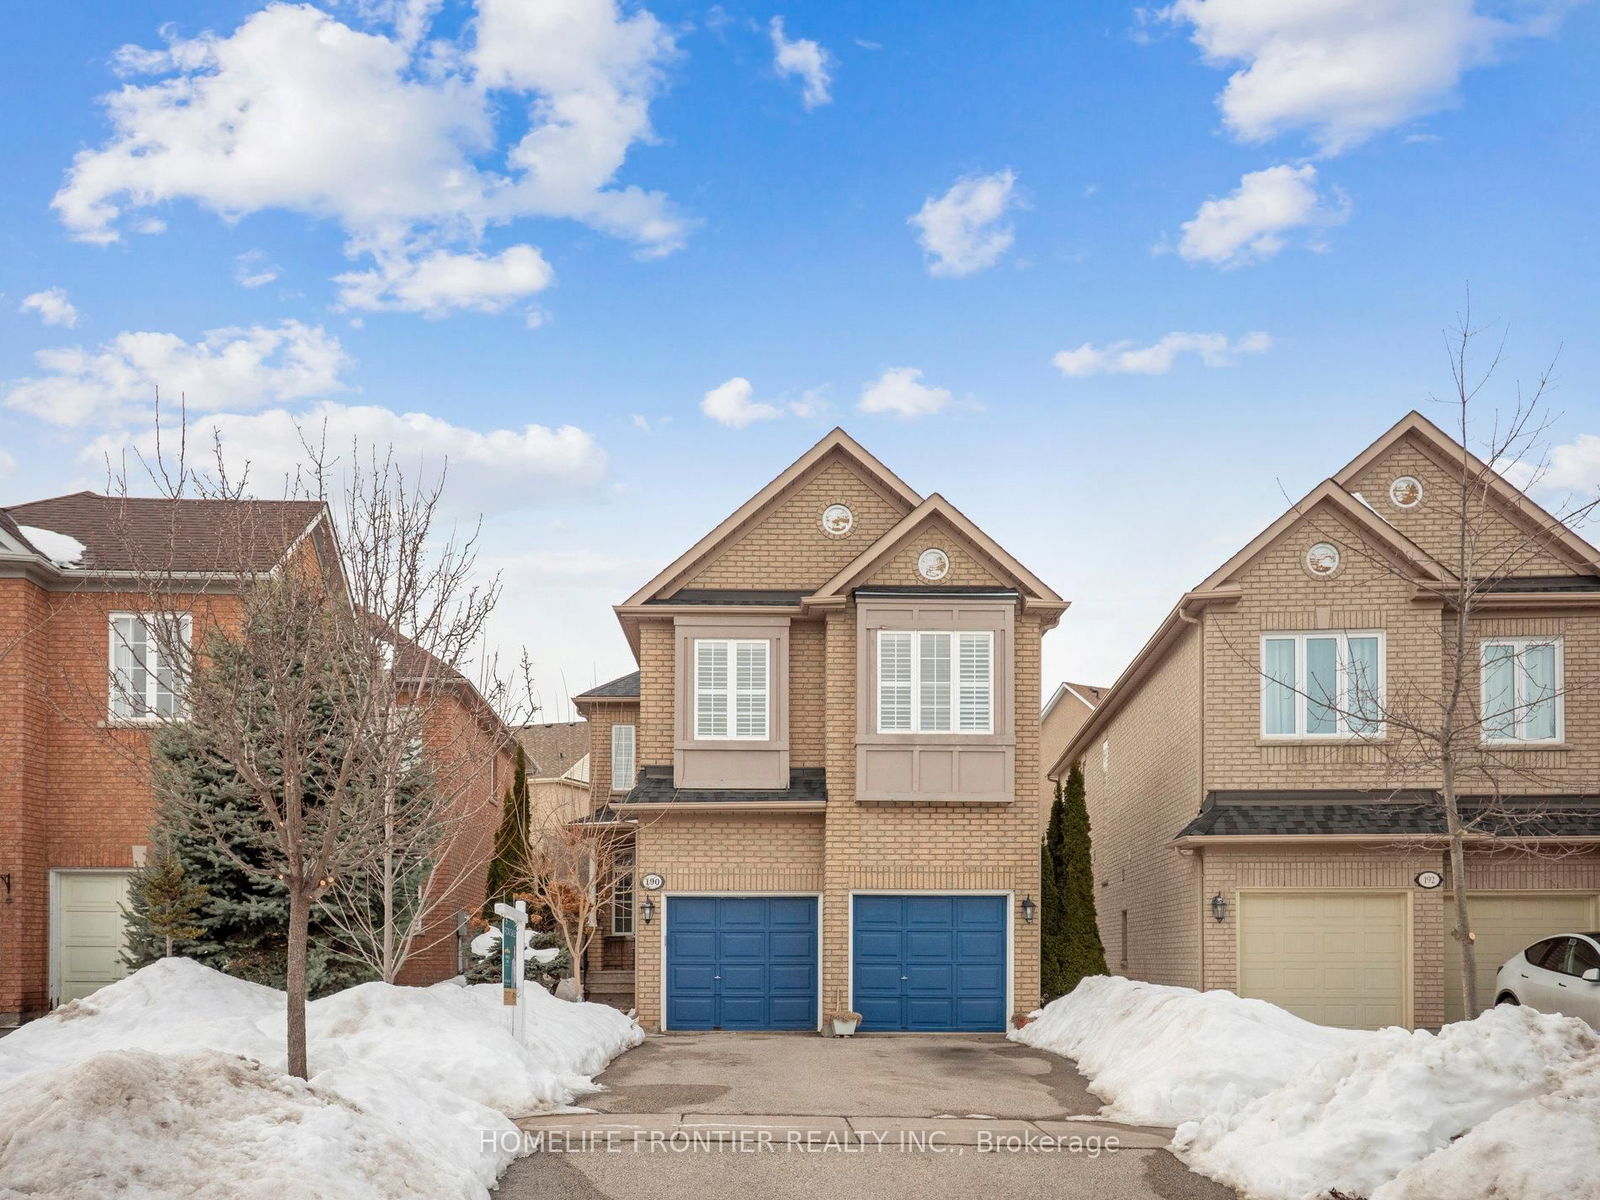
[55,871,134,1005]
[1238,891,1408,1029]
[1444,892,1600,1023]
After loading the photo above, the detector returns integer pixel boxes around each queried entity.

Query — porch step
[585,969,635,1012]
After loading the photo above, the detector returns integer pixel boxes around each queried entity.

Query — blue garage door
[852,894,1007,1032]
[666,896,818,1030]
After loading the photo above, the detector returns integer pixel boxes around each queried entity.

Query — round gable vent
[918,548,951,582]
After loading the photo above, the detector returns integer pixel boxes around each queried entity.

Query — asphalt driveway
[494,1034,1238,1200]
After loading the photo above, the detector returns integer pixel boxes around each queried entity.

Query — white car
[1494,932,1600,1026]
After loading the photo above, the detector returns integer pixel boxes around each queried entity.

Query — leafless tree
[96,414,527,1077]
[515,806,635,997]
[1227,307,1600,1016]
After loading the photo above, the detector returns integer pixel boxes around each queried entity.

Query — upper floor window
[693,639,769,739]
[1482,637,1562,744]
[610,722,636,791]
[878,630,993,734]
[109,613,191,721]
[1261,631,1383,738]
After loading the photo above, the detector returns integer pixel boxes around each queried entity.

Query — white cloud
[83,402,606,514]
[1161,0,1566,156]
[234,250,281,288]
[701,377,783,428]
[770,17,833,109]
[1177,164,1348,267]
[19,288,80,328]
[1054,330,1272,377]
[3,320,349,427]
[909,169,1019,277]
[0,449,14,477]
[1533,434,1600,494]
[857,367,951,420]
[335,244,554,316]
[53,1,686,305]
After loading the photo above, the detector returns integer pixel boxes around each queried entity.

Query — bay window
[693,639,769,739]
[1481,638,1562,743]
[878,630,993,735]
[1261,631,1383,738]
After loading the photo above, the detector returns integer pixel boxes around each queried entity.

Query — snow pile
[1373,1057,1600,1200]
[0,959,643,1199]
[0,1050,485,1200]
[1178,1003,1599,1200]
[17,524,86,567]
[1010,975,1371,1125]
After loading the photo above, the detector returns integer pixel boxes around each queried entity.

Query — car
[1494,932,1600,1026]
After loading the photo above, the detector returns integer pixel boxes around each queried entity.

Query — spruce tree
[126,708,375,997]
[1057,761,1107,992]
[122,846,207,961]
[483,743,531,918]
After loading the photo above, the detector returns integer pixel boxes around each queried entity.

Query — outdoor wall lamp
[1021,896,1036,924]
[1210,893,1227,923]
[641,897,656,925]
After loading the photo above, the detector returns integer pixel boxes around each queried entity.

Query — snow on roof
[17,524,86,568]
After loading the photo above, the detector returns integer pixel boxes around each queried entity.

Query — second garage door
[1445,892,1599,1022]
[852,894,1007,1032]
[1238,890,1408,1029]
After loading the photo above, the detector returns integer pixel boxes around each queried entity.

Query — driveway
[495,1034,1237,1199]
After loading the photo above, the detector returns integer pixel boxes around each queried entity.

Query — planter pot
[829,1017,859,1037]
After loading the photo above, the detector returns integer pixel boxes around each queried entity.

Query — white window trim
[693,638,770,741]
[1259,630,1387,740]
[1480,636,1565,745]
[108,612,192,723]
[875,629,994,736]
[610,723,636,791]
[611,872,634,937]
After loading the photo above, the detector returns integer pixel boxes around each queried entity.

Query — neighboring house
[518,720,592,830]
[1053,412,1600,1031]
[1039,682,1105,823]
[572,430,1068,1032]
[0,492,512,1025]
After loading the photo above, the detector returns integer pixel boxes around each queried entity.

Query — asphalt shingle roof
[1179,791,1600,839]
[619,766,828,807]
[576,670,640,699]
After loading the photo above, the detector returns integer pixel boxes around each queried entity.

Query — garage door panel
[851,894,1007,1032]
[1445,893,1599,1023]
[56,872,134,1005]
[1238,891,1407,1030]
[665,896,818,1031]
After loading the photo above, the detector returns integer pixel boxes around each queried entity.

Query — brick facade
[1067,415,1600,1029]
[582,433,1065,1031]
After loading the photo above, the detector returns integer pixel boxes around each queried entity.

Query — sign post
[493,900,529,1039]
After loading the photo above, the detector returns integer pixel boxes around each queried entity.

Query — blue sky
[3,0,1598,715]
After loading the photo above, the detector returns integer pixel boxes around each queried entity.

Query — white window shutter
[918,632,952,733]
[957,632,992,733]
[878,631,913,732]
[610,723,636,790]
[695,640,729,738]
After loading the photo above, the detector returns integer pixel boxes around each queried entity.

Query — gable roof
[517,720,591,778]
[1333,410,1600,574]
[1191,478,1454,593]
[575,670,640,700]
[1043,681,1107,720]
[620,428,923,607]
[810,493,1066,610]
[2,492,327,575]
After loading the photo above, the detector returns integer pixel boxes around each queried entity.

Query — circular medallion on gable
[1389,476,1424,509]
[820,503,855,538]
[1305,542,1341,578]
[917,547,951,582]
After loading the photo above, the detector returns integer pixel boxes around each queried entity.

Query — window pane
[695,641,729,738]
[957,632,992,733]
[1305,637,1338,735]
[696,640,728,689]
[878,632,912,732]
[918,632,951,732]
[1346,636,1380,734]
[1522,643,1557,741]
[611,724,635,791]
[1482,643,1516,739]
[1263,638,1296,735]
[734,641,768,738]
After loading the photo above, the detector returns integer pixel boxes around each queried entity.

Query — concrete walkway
[493,1034,1237,1200]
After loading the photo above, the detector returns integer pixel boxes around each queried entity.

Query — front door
[851,894,1008,1032]
[665,896,818,1030]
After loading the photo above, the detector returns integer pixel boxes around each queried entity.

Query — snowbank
[0,959,643,1199]
[1010,975,1370,1125]
[1178,1003,1599,1200]
[1018,975,1600,1200]
[1372,1058,1600,1200]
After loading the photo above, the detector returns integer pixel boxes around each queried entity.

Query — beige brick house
[1053,412,1600,1031]
[570,429,1067,1031]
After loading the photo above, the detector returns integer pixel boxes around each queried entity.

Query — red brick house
[0,492,512,1026]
